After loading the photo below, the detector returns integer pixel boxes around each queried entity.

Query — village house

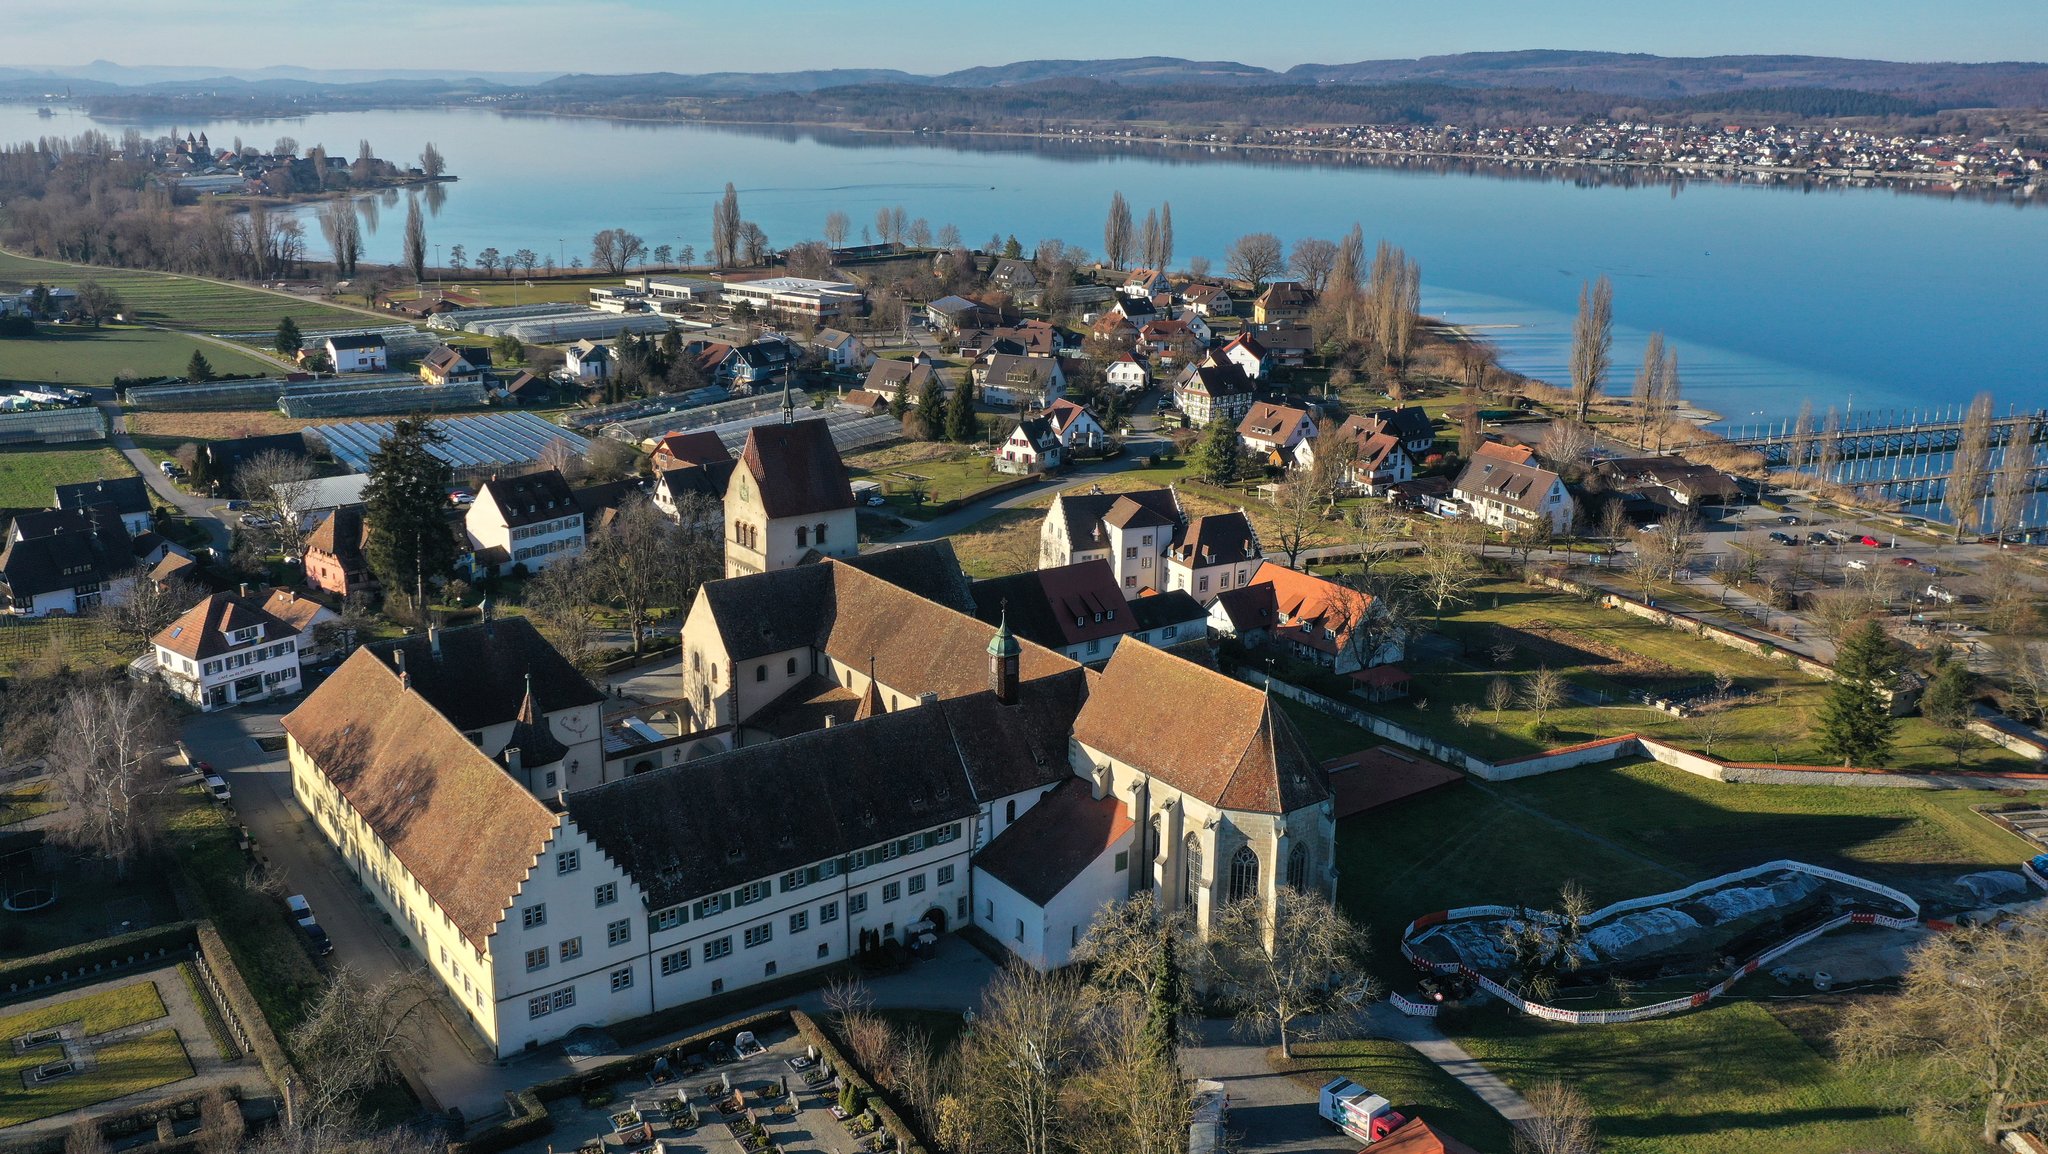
[150,587,303,711]
[1042,398,1109,452]
[1237,401,1318,468]
[995,417,1065,476]
[419,345,485,387]
[1171,361,1256,428]
[1368,407,1439,457]
[1208,562,1403,675]
[651,430,733,474]
[0,507,135,617]
[1087,311,1138,351]
[861,355,943,407]
[987,259,1044,307]
[925,295,997,333]
[1247,323,1315,366]
[970,561,1208,666]
[258,587,341,662]
[565,340,612,382]
[1105,354,1151,393]
[1253,281,1316,324]
[1317,414,1414,493]
[723,418,858,577]
[836,389,889,417]
[466,470,587,575]
[302,505,373,597]
[1121,268,1172,300]
[1038,486,1186,595]
[497,371,554,407]
[1215,333,1270,381]
[1138,317,1207,364]
[1595,456,1745,511]
[651,456,736,526]
[1165,511,1265,605]
[1452,455,1574,534]
[325,333,390,373]
[1181,282,1235,317]
[54,476,152,537]
[1473,440,1538,466]
[973,353,1066,409]
[1109,294,1158,328]
[715,338,799,395]
[810,328,873,373]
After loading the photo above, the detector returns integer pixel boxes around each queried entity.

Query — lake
[5,104,2045,427]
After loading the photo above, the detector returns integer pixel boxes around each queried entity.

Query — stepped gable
[282,649,558,950]
[1073,640,1327,814]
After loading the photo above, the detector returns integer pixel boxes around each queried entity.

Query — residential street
[93,387,233,557]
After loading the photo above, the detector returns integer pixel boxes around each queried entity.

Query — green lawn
[1277,1039,1517,1154]
[0,443,134,510]
[0,1028,193,1126]
[1449,1003,1939,1154]
[0,781,58,827]
[1,325,277,386]
[1372,577,2032,771]
[0,979,166,1038]
[849,448,1012,511]
[0,249,369,332]
[1274,695,1381,762]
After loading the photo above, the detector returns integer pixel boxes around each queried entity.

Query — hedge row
[790,1009,930,1154]
[0,1091,215,1154]
[452,1008,794,1154]
[194,922,299,1099]
[0,920,199,1000]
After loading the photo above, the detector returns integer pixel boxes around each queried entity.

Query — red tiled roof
[653,430,732,468]
[972,778,1133,906]
[1368,1118,1480,1154]
[152,592,298,661]
[1322,745,1461,819]
[739,419,855,519]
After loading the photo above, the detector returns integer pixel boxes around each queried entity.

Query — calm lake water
[6,105,2046,427]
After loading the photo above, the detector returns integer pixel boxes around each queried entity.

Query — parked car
[1824,529,1852,544]
[1845,558,1870,571]
[866,494,886,507]
[1778,514,1800,525]
[1925,584,1957,604]
[446,489,475,506]
[285,894,334,955]
[202,773,232,802]
[1806,532,1830,545]
[1860,535,1884,547]
[158,460,180,476]
[1768,532,1797,545]
[1893,556,1920,567]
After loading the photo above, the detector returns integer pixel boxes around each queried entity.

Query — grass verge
[0,444,135,511]
[1276,1038,1517,1153]
[0,1027,193,1127]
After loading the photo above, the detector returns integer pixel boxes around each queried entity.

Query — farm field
[0,444,135,510]
[126,407,344,444]
[2,326,276,386]
[1366,576,2034,771]
[0,249,368,331]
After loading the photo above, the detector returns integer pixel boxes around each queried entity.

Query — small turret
[987,603,1021,705]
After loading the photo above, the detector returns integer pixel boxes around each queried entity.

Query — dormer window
[231,626,259,644]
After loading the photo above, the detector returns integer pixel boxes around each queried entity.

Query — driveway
[94,387,231,556]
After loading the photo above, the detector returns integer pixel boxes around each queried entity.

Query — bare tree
[1568,275,1613,422]
[711,183,742,269]
[1522,665,1567,725]
[1068,991,1192,1154]
[1947,392,1995,541]
[1816,406,1842,485]
[101,568,201,647]
[1837,909,2048,1146]
[1632,331,1666,448]
[1487,676,1517,721]
[589,228,647,276]
[1645,508,1703,583]
[785,240,832,280]
[242,1119,442,1154]
[317,199,362,278]
[823,210,850,249]
[1225,232,1284,292]
[1415,521,1481,625]
[580,496,718,653]
[954,964,1086,1154]
[1512,1078,1600,1154]
[1687,672,1738,755]
[401,196,426,283]
[524,558,604,671]
[237,448,319,561]
[48,681,175,877]
[1990,432,2037,542]
[1103,192,1135,270]
[73,280,122,328]
[1157,201,1174,270]
[1787,399,1815,471]
[1072,892,1172,995]
[1366,240,1421,366]
[1333,574,1412,674]
[1204,892,1376,1060]
[1289,237,1339,294]
[288,967,436,1125]
[418,142,445,179]
[1139,208,1162,271]
[1539,419,1595,478]
[1270,478,1336,568]
[1651,346,1682,451]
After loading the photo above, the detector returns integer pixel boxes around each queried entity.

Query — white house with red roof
[1237,401,1318,467]
[1105,354,1151,393]
[150,588,303,710]
[1216,333,1270,380]
[1043,398,1108,451]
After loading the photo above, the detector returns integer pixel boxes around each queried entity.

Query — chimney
[428,624,442,660]
[237,582,249,599]
[504,746,522,775]
[823,716,835,729]
[394,648,410,691]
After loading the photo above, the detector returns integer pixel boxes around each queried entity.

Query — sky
[5,0,2045,75]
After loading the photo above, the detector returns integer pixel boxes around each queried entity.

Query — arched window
[786,656,798,677]
[1183,833,1203,904]
[1005,799,1017,824]
[1287,843,1310,892]
[815,523,829,545]
[796,526,808,548]
[755,664,767,683]
[1229,845,1260,905]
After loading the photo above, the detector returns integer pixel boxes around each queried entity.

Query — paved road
[93,388,233,557]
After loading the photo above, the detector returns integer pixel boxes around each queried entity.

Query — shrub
[1528,720,1562,743]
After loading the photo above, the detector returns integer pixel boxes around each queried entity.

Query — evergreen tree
[914,377,946,439]
[1816,619,1900,766]
[1921,655,1975,730]
[185,350,214,382]
[361,417,458,603]
[888,384,910,420]
[274,316,302,358]
[1142,929,1184,1062]
[1002,235,1023,259]
[1191,415,1243,484]
[945,378,979,444]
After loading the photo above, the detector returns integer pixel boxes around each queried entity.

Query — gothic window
[796,526,808,548]
[1229,845,1259,905]
[1287,843,1310,892]
[1183,833,1203,904]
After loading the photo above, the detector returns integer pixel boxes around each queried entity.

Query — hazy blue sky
[7,0,2044,73]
